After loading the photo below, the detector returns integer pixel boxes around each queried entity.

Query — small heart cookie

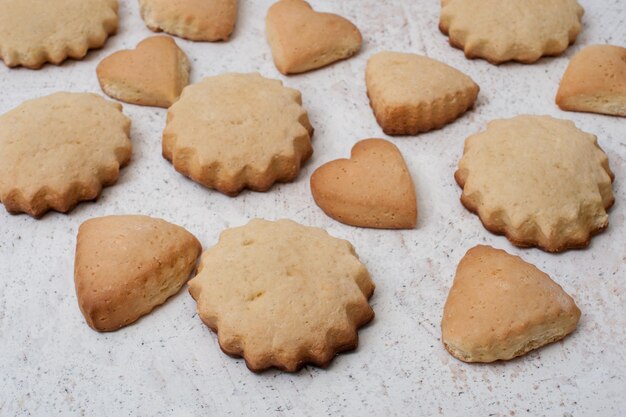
[97,36,191,108]
[311,139,417,229]
[266,0,362,74]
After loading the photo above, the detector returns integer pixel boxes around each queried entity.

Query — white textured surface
[1,1,625,416]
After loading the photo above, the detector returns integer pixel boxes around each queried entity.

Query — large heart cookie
[266,0,362,74]
[442,245,581,363]
[97,36,191,108]
[138,0,237,42]
[75,215,201,332]
[556,44,626,117]
[311,139,417,229]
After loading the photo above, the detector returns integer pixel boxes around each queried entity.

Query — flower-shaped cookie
[455,115,614,252]
[163,73,313,196]
[188,219,375,372]
[0,0,119,68]
[439,0,584,64]
[0,93,132,217]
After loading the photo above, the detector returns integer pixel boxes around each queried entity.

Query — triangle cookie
[266,0,362,74]
[97,36,190,108]
[366,51,479,135]
[310,139,417,229]
[441,245,581,362]
[74,215,201,332]
[556,44,626,117]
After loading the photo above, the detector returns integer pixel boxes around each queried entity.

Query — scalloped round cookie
[0,93,132,217]
[162,73,313,196]
[439,0,584,64]
[455,115,614,252]
[0,0,119,69]
[188,219,375,372]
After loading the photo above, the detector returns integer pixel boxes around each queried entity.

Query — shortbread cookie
[0,93,132,217]
[75,215,201,332]
[456,115,614,252]
[163,73,313,196]
[188,219,375,372]
[266,0,362,74]
[138,0,237,42]
[442,245,581,362]
[97,36,191,108]
[311,139,417,229]
[556,44,626,117]
[0,0,118,69]
[439,0,584,64]
[366,51,479,135]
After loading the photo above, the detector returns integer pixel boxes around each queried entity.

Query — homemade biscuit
[0,93,132,217]
[0,0,118,69]
[266,0,362,74]
[556,44,626,117]
[138,0,237,42]
[97,36,191,108]
[311,139,417,229]
[366,51,479,135]
[439,0,584,64]
[455,115,614,252]
[188,219,375,372]
[163,73,313,196]
[442,245,581,362]
[75,215,201,332]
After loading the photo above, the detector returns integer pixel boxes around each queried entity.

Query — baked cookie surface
[365,51,479,135]
[188,219,375,372]
[0,0,118,69]
[163,73,313,196]
[0,93,132,217]
[75,215,201,332]
[439,0,584,64]
[311,139,417,229]
[442,245,581,363]
[97,36,191,108]
[266,0,362,74]
[138,0,237,41]
[556,44,626,117]
[456,115,614,252]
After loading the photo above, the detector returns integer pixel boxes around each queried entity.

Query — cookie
[311,139,417,229]
[0,0,118,69]
[442,245,581,363]
[0,93,132,218]
[138,0,237,42]
[556,44,626,117]
[96,36,191,108]
[188,219,375,372]
[266,0,362,74]
[163,73,313,196]
[455,115,614,252]
[75,215,201,332]
[439,0,584,64]
[365,51,479,135]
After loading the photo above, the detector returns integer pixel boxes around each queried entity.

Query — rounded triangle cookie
[0,0,119,69]
[0,93,132,218]
[162,73,313,196]
[442,245,581,362]
[439,0,584,64]
[455,115,614,252]
[365,51,479,135]
[188,219,375,372]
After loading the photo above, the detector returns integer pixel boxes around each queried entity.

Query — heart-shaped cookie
[96,36,190,108]
[311,139,417,229]
[266,0,362,74]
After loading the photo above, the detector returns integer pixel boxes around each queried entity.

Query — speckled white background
[1,1,625,416]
